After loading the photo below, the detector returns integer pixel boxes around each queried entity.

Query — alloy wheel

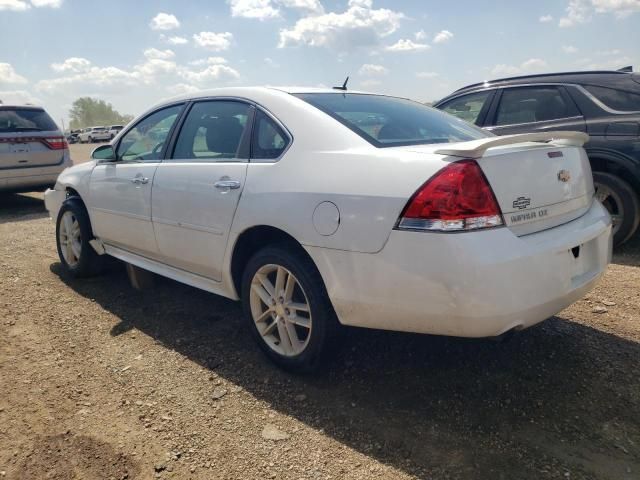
[58,210,82,267]
[249,264,312,357]
[595,181,623,237]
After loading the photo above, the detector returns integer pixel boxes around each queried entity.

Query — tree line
[68,97,134,130]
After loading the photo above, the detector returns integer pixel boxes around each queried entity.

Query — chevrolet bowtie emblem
[557,170,571,183]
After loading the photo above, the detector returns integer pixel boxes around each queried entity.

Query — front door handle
[131,176,149,185]
[214,180,241,190]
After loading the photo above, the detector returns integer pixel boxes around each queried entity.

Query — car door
[486,86,586,135]
[436,90,495,126]
[151,100,254,280]
[88,103,184,257]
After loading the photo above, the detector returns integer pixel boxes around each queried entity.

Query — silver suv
[0,104,71,193]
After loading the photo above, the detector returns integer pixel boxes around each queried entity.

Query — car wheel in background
[56,197,104,278]
[241,244,339,372]
[593,171,640,247]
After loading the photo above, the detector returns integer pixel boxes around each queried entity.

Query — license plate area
[570,237,599,287]
[11,143,30,154]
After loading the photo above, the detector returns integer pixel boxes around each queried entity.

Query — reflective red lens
[41,136,68,150]
[399,159,503,231]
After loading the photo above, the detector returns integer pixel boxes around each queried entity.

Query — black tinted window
[583,85,640,111]
[251,110,289,159]
[295,93,489,147]
[173,101,251,161]
[440,91,492,125]
[0,108,58,132]
[496,87,578,126]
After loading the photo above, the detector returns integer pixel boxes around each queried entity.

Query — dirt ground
[0,145,639,479]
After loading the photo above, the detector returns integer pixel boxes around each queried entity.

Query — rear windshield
[294,93,490,147]
[0,108,58,133]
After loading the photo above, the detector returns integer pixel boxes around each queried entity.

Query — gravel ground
[0,146,638,479]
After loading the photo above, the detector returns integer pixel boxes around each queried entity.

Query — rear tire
[241,244,339,372]
[56,197,104,278]
[593,171,640,247]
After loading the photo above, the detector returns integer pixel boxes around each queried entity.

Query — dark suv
[434,68,640,246]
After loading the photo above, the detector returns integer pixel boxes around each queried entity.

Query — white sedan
[44,87,612,371]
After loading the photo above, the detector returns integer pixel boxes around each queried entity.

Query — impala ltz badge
[512,196,531,210]
[558,169,571,183]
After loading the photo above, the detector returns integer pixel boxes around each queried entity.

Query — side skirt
[102,244,233,299]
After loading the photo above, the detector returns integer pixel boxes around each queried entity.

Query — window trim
[487,85,584,128]
[437,89,496,127]
[111,101,187,164]
[577,84,640,114]
[249,107,293,163]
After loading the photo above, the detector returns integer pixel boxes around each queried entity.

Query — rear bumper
[0,153,71,193]
[306,200,612,337]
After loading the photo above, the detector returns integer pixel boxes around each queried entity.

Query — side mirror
[91,144,116,161]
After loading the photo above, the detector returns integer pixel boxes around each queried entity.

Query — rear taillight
[41,136,68,150]
[397,159,504,232]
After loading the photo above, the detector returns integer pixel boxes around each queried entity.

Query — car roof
[0,104,45,110]
[437,69,640,103]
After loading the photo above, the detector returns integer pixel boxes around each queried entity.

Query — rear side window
[495,87,579,126]
[440,91,492,125]
[295,93,489,147]
[583,85,640,112]
[0,108,58,133]
[173,101,251,161]
[251,110,289,159]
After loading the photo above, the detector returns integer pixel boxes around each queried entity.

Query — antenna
[332,76,349,91]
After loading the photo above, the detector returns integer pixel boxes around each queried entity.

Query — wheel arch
[228,225,319,299]
[586,148,640,194]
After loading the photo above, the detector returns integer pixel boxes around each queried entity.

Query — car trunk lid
[407,131,594,236]
[0,131,66,169]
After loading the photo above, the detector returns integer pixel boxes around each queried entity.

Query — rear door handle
[214,180,241,190]
[130,177,149,185]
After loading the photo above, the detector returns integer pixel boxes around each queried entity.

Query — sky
[1,0,639,129]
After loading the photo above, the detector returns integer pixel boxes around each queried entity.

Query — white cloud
[30,0,62,6]
[414,29,427,41]
[0,63,28,85]
[358,63,388,76]
[162,35,188,45]
[189,57,228,67]
[385,39,430,52]
[278,0,403,49]
[0,90,40,106]
[416,71,438,78]
[193,31,234,51]
[592,0,640,17]
[559,0,640,27]
[229,0,279,20]
[490,58,548,77]
[562,45,578,53]
[150,12,180,31]
[180,64,240,84]
[539,14,554,22]
[51,57,91,73]
[143,48,175,60]
[264,57,280,68]
[0,0,30,11]
[278,0,323,13]
[166,83,200,96]
[36,66,139,94]
[433,29,453,44]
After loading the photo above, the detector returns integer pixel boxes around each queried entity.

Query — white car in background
[78,126,111,143]
[44,87,612,371]
[108,125,124,139]
[0,103,71,193]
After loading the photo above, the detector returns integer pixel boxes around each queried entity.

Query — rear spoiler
[434,131,589,158]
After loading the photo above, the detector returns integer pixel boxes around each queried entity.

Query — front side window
[583,85,640,112]
[251,110,289,159]
[440,91,492,125]
[495,87,578,126]
[116,104,183,161]
[295,93,489,147]
[172,101,251,161]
